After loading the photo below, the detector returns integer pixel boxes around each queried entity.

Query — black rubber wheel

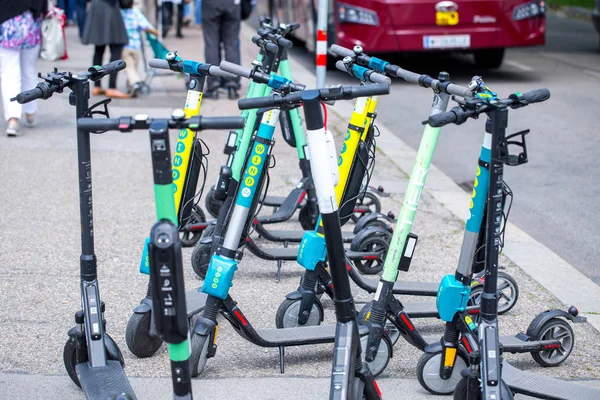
[204,187,223,219]
[179,205,206,247]
[63,332,124,389]
[63,335,82,388]
[351,192,381,223]
[190,331,211,377]
[454,377,513,400]
[298,203,318,230]
[417,351,468,395]
[528,318,574,367]
[125,311,164,358]
[468,272,519,315]
[191,241,212,279]
[474,48,505,69]
[275,297,323,328]
[360,334,392,377]
[353,231,390,275]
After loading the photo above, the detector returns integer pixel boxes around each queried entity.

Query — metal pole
[315,0,328,88]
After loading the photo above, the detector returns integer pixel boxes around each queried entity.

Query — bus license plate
[423,35,470,49]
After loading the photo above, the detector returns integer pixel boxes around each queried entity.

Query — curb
[240,23,600,333]
[550,6,595,22]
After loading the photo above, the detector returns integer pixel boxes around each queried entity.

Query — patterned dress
[0,11,42,50]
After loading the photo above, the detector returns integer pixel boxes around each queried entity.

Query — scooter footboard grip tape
[149,59,170,70]
[330,44,355,57]
[219,61,251,78]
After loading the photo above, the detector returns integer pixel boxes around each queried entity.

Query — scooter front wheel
[191,241,212,279]
[190,331,211,377]
[179,205,206,247]
[454,377,513,400]
[417,351,467,395]
[468,271,519,315]
[125,311,164,358]
[361,334,392,377]
[275,297,323,328]
[204,187,223,219]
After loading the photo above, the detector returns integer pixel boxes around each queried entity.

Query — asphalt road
[285,13,600,285]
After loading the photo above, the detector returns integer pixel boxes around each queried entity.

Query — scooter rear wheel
[453,377,513,400]
[468,272,519,315]
[351,192,381,223]
[191,240,213,279]
[204,187,223,219]
[125,311,164,358]
[352,229,390,275]
[275,297,323,328]
[417,351,467,395]
[179,205,206,247]
[528,318,574,367]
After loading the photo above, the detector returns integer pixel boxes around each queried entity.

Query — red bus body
[256,0,545,55]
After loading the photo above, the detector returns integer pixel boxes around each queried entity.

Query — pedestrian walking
[0,0,48,136]
[202,0,241,99]
[82,0,130,98]
[73,0,87,39]
[161,0,186,38]
[120,0,158,97]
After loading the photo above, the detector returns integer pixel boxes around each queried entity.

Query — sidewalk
[0,22,598,399]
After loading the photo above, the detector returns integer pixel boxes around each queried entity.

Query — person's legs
[121,49,138,86]
[202,2,222,94]
[176,3,184,37]
[66,0,76,22]
[0,47,22,129]
[162,2,174,37]
[107,44,123,89]
[20,45,41,124]
[220,2,241,92]
[74,0,87,39]
[195,0,202,26]
[92,45,106,90]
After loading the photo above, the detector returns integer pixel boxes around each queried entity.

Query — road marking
[505,60,533,72]
[583,69,600,79]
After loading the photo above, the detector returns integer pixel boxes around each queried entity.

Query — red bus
[255,0,546,68]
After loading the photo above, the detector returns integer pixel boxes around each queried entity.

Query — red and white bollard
[315,0,329,88]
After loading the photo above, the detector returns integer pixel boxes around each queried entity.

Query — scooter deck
[360,275,438,296]
[247,242,379,261]
[255,226,354,243]
[76,360,136,400]
[263,195,299,207]
[403,301,440,318]
[186,288,207,318]
[256,324,370,346]
[503,361,600,399]
[257,186,305,225]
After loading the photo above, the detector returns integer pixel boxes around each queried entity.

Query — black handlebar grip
[330,44,355,58]
[99,59,126,75]
[238,95,278,110]
[427,108,460,127]
[516,88,551,104]
[148,59,170,70]
[199,116,245,130]
[275,36,293,49]
[219,61,252,78]
[12,87,44,104]
[350,84,390,98]
[77,117,121,132]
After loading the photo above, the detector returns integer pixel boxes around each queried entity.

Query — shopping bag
[40,4,66,61]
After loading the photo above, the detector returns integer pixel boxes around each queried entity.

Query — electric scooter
[11,61,136,399]
[424,84,599,400]
[77,112,237,400]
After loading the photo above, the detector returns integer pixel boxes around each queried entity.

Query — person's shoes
[128,82,141,98]
[105,89,131,99]
[92,87,104,96]
[6,118,20,136]
[183,18,192,27]
[25,113,36,127]
[176,32,184,38]
[203,90,219,100]
[227,88,240,100]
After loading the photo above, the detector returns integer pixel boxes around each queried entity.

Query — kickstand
[279,346,285,374]
[276,260,282,283]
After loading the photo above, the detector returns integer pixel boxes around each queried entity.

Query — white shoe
[6,119,20,136]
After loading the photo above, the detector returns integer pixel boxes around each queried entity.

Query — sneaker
[25,113,36,127]
[105,89,131,99]
[228,88,240,100]
[92,87,105,96]
[203,90,219,100]
[128,83,141,98]
[6,118,20,136]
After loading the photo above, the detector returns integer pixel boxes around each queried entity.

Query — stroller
[139,32,184,95]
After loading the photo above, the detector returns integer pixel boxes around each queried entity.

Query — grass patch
[548,0,595,10]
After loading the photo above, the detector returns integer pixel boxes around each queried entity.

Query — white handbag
[40,3,65,61]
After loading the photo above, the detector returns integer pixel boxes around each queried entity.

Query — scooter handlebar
[148,59,170,70]
[330,44,355,58]
[11,86,44,104]
[94,59,126,76]
[78,117,121,132]
[200,116,245,130]
[427,106,471,127]
[348,83,390,98]
[512,88,550,104]
[335,61,391,85]
[219,61,252,78]
[252,36,278,53]
[208,65,236,79]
